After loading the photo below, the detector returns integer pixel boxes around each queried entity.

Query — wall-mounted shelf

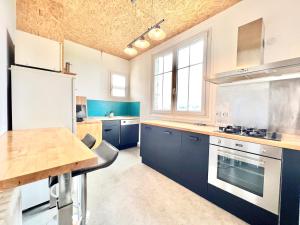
[62,70,76,76]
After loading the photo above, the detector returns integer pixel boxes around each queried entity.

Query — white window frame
[151,31,210,116]
[151,50,174,113]
[110,72,128,98]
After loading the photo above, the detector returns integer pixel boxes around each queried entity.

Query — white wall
[130,0,300,121]
[0,0,16,135]
[64,40,130,101]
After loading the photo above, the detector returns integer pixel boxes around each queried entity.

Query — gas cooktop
[218,125,282,141]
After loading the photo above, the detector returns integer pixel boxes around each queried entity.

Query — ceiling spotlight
[124,45,138,56]
[134,37,150,49]
[148,25,166,41]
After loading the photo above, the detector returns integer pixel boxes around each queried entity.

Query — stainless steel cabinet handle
[188,136,200,142]
[163,131,172,135]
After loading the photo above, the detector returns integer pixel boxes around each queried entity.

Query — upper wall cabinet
[15,30,61,72]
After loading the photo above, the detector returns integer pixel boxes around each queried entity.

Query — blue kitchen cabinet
[280,149,300,225]
[154,126,181,181]
[140,124,155,158]
[141,124,168,174]
[140,125,160,165]
[102,120,120,148]
[119,124,139,149]
[179,132,209,196]
[141,125,181,181]
[140,125,209,195]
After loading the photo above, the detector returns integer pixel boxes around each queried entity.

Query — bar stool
[49,138,119,225]
[49,133,97,208]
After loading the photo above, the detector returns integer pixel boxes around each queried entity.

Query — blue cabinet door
[280,149,300,225]
[140,125,160,167]
[179,132,209,196]
[141,125,181,180]
[120,124,139,149]
[154,127,181,181]
[102,120,120,148]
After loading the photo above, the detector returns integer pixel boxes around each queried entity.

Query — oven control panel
[210,136,282,159]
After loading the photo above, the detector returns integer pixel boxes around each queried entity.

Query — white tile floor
[23,147,247,225]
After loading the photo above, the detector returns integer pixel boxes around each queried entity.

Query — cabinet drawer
[102,120,120,128]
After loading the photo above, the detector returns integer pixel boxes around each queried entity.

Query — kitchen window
[153,53,173,111]
[152,32,208,115]
[111,73,127,97]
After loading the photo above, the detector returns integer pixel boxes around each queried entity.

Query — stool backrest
[81,134,97,149]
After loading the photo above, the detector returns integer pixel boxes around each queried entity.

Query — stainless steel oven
[208,136,282,215]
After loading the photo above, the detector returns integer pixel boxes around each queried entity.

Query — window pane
[112,74,126,88]
[153,75,163,110]
[158,57,164,74]
[112,88,125,97]
[177,68,189,111]
[164,53,173,72]
[190,40,204,65]
[162,72,172,111]
[111,74,126,97]
[154,56,164,75]
[189,64,203,111]
[154,58,159,75]
[178,47,189,69]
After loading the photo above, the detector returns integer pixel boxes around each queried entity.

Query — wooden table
[0,127,98,225]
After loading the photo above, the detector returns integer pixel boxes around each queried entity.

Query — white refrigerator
[11,65,75,210]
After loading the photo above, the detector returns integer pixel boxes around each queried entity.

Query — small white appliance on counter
[11,65,75,210]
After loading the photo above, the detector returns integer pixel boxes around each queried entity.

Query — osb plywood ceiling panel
[17,0,240,60]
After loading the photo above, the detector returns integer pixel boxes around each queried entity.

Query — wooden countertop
[78,116,140,124]
[142,120,300,151]
[0,128,98,190]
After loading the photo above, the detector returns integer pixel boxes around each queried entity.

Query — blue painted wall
[87,100,140,117]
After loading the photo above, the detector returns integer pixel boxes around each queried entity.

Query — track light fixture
[124,19,166,56]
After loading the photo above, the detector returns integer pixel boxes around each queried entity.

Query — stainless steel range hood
[208,57,300,84]
[207,18,300,84]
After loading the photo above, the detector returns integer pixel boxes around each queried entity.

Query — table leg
[57,172,73,225]
[80,174,87,225]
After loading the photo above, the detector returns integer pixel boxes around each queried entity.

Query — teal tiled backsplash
[87,100,140,117]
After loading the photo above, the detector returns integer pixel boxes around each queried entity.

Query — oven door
[208,144,281,215]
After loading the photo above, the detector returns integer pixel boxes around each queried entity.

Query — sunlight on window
[176,39,205,112]
[153,53,173,111]
[111,74,126,97]
[152,32,207,114]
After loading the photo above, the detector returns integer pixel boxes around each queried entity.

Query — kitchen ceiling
[17,0,240,60]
